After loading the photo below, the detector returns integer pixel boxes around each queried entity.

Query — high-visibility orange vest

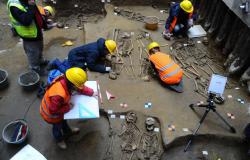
[149,52,183,84]
[40,77,70,123]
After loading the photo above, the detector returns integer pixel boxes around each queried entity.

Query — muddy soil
[1,1,250,160]
[0,2,19,51]
[0,115,110,160]
[161,135,249,160]
[45,0,106,25]
[111,0,169,6]
[44,0,170,26]
[104,110,164,160]
[0,110,165,160]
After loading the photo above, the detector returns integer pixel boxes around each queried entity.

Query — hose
[23,95,38,120]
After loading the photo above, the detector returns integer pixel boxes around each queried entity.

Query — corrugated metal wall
[195,0,250,78]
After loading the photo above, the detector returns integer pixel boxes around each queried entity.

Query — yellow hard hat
[148,42,160,52]
[180,0,193,13]
[44,6,55,17]
[65,67,87,88]
[105,40,117,54]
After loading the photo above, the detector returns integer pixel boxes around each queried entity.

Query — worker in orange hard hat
[40,67,97,149]
[163,0,194,40]
[147,42,184,93]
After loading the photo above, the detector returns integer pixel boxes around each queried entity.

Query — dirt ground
[0,1,250,160]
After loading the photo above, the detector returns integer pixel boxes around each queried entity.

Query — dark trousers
[23,40,44,70]
[50,58,87,73]
[173,24,189,36]
[160,78,184,93]
[52,120,72,142]
[50,58,71,73]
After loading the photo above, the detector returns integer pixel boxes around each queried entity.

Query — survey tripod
[184,93,236,152]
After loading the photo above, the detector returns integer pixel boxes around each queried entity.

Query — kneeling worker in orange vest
[40,67,96,149]
[148,42,184,93]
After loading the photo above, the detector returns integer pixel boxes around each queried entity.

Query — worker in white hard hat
[47,38,117,73]
[163,0,194,40]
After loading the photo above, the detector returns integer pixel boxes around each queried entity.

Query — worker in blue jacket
[48,38,117,73]
[163,0,194,40]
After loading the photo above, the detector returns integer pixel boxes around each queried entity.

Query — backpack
[47,69,63,85]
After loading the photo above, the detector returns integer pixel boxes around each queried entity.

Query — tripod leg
[184,108,210,152]
[213,110,236,133]
[189,104,210,111]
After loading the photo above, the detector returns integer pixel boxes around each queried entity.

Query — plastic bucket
[18,71,40,91]
[144,16,159,31]
[2,119,29,144]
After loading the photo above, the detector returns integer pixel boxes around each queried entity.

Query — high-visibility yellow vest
[7,0,37,38]
[149,52,183,84]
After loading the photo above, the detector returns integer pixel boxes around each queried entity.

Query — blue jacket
[68,38,108,73]
[165,3,191,31]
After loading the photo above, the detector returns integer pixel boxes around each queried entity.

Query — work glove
[105,67,112,72]
[162,30,172,40]
[188,19,194,27]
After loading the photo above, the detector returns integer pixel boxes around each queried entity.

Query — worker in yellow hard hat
[47,38,117,73]
[163,0,194,40]
[147,42,184,93]
[40,67,97,149]
[44,6,55,17]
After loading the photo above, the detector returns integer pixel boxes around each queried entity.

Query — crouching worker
[163,0,194,40]
[148,42,184,93]
[40,67,96,149]
[48,38,117,73]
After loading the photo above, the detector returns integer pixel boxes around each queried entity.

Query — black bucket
[18,71,40,91]
[0,68,9,90]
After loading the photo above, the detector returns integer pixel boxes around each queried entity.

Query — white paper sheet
[64,81,100,119]
[10,144,47,160]
[208,74,227,95]
[187,25,207,38]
